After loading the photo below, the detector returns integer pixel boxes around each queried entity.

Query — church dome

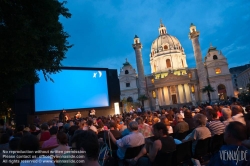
[150,20,184,57]
[151,34,183,52]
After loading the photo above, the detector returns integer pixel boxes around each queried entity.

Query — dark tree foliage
[0,0,72,101]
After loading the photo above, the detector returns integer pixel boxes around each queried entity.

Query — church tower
[189,23,208,101]
[132,35,146,95]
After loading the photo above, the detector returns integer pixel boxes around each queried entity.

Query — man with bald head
[174,113,189,134]
[231,105,246,125]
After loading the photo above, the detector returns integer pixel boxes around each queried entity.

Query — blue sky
[60,0,250,75]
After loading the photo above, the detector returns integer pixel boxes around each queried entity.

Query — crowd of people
[0,103,250,166]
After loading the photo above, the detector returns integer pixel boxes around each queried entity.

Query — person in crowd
[19,134,55,166]
[9,137,21,150]
[59,130,100,166]
[41,126,58,148]
[38,123,50,141]
[68,125,79,146]
[206,108,225,136]
[109,121,121,139]
[34,115,40,126]
[213,105,222,118]
[109,121,145,160]
[161,117,173,135]
[51,132,70,157]
[182,113,211,154]
[183,109,195,130]
[136,117,153,138]
[75,111,81,120]
[0,133,10,151]
[174,113,189,135]
[231,105,246,125]
[245,105,250,114]
[48,120,57,129]
[221,107,233,126]
[30,124,40,136]
[133,122,176,166]
[121,117,132,137]
[6,128,14,141]
[84,119,97,133]
[208,121,250,166]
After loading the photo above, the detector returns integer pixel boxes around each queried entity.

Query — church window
[191,85,195,93]
[151,79,154,84]
[213,55,218,60]
[166,59,171,68]
[188,73,192,78]
[215,68,221,74]
[126,83,130,87]
[125,70,129,74]
[181,59,184,67]
[164,45,168,50]
[152,91,156,98]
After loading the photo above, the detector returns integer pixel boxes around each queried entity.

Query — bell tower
[132,35,146,95]
[189,23,208,101]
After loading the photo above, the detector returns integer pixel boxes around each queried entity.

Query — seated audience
[59,130,100,166]
[30,124,40,136]
[41,126,58,148]
[184,110,195,130]
[221,107,233,126]
[231,105,246,125]
[182,113,211,154]
[206,108,225,136]
[109,121,121,139]
[109,121,145,160]
[19,134,55,166]
[38,123,51,141]
[208,121,250,166]
[121,118,132,137]
[160,117,173,135]
[52,132,70,157]
[136,117,153,138]
[0,133,10,151]
[133,122,176,166]
[174,113,189,134]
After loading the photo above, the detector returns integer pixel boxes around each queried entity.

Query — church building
[119,21,234,110]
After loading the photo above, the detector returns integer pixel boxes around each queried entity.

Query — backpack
[98,131,116,166]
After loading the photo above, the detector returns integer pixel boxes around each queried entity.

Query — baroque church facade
[119,21,234,111]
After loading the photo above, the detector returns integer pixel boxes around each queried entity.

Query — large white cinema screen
[35,68,109,112]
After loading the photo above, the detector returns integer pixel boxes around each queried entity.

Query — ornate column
[167,86,172,105]
[175,85,180,104]
[182,84,187,103]
[161,87,165,105]
[155,88,159,110]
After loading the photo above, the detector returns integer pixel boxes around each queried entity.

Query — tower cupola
[159,19,167,35]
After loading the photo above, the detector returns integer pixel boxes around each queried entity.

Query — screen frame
[33,66,111,113]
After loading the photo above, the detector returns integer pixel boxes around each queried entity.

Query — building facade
[119,21,234,110]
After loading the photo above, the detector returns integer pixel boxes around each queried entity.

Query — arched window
[218,84,227,100]
[215,68,221,74]
[213,55,218,60]
[166,59,171,68]
[153,64,156,73]
[152,91,156,98]
[164,45,168,50]
[181,59,184,67]
[125,70,129,74]
[127,97,133,102]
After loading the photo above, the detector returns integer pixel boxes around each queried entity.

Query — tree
[0,0,72,101]
[137,94,148,110]
[202,84,215,104]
